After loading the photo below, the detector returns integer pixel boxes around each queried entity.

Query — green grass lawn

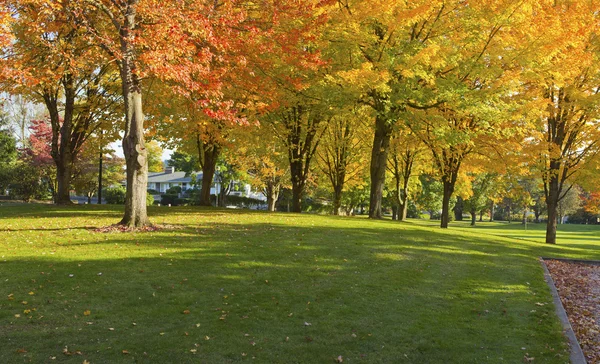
[1,204,599,363]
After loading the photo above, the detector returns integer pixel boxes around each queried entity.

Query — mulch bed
[545,259,600,363]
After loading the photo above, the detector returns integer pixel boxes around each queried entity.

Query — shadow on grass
[2,208,598,362]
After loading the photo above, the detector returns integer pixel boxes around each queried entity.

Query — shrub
[146,193,154,206]
[166,186,182,195]
[160,194,179,206]
[104,186,126,204]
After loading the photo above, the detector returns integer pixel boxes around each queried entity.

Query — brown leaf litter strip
[92,224,180,233]
[543,258,600,363]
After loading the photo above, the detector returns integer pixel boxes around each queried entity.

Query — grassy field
[1,204,599,363]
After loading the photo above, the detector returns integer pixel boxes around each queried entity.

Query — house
[147,166,265,201]
[147,166,204,194]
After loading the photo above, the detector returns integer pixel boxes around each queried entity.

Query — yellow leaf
[83,310,91,316]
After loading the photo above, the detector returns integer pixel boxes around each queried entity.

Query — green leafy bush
[104,186,126,204]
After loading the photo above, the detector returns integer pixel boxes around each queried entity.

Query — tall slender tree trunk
[119,3,149,227]
[489,201,495,222]
[470,211,476,226]
[369,114,392,219]
[98,146,103,204]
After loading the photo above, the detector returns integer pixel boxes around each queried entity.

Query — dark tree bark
[489,200,495,222]
[470,211,477,226]
[453,196,464,221]
[196,137,220,207]
[440,178,457,229]
[369,114,393,219]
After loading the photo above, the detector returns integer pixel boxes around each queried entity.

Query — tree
[557,185,583,224]
[317,105,370,215]
[463,173,495,226]
[517,2,600,243]
[415,174,444,220]
[145,141,164,173]
[387,126,425,221]
[2,1,122,205]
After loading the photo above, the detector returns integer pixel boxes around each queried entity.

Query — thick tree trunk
[470,211,476,226]
[55,160,73,205]
[479,210,483,222]
[391,206,398,220]
[440,180,456,229]
[369,115,392,219]
[291,176,303,213]
[332,185,343,216]
[119,4,149,228]
[199,154,218,207]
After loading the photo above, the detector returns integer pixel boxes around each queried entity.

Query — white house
[147,166,265,201]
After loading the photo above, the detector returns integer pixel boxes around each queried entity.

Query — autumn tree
[387,125,425,221]
[519,2,600,243]
[2,1,122,205]
[316,104,370,215]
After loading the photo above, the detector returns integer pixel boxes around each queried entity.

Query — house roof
[147,171,202,183]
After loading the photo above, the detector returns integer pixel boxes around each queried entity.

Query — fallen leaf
[304,322,312,326]
[28,291,34,295]
[122,350,129,355]
[336,355,344,363]
[16,348,27,353]
[83,310,91,316]
[183,310,190,314]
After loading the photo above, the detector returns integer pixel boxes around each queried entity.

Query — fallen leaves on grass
[546,259,600,363]
[93,224,179,233]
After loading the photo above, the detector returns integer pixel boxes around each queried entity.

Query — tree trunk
[479,210,483,222]
[440,174,457,228]
[265,180,280,212]
[546,201,558,244]
[489,201,495,222]
[440,179,456,228]
[470,211,476,226]
[332,185,343,216]
[291,177,303,213]
[199,154,218,206]
[453,196,463,221]
[55,160,73,204]
[369,114,392,219]
[391,206,398,220]
[119,2,149,228]
[98,132,103,204]
[522,210,527,225]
